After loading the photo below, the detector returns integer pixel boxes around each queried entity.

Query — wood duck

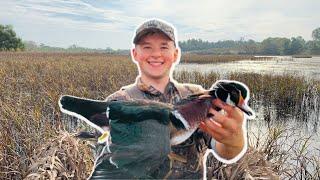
[59,80,255,178]
[169,80,255,145]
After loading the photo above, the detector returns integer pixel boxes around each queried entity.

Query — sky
[1,0,319,49]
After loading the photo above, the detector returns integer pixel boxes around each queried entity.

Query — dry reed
[24,131,93,179]
[0,52,319,179]
[181,54,273,64]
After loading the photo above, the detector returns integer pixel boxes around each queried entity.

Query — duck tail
[59,95,110,133]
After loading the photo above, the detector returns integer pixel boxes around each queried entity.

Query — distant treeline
[24,30,320,55]
[179,27,320,55]
[179,38,320,55]
[23,41,130,55]
[24,38,319,56]
[1,24,320,55]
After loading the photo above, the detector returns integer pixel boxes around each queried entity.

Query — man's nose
[151,48,162,57]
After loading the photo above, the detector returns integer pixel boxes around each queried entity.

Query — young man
[106,19,246,178]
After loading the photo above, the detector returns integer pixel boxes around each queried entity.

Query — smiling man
[105,19,247,178]
[132,30,178,93]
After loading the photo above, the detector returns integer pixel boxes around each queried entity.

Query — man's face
[132,33,178,80]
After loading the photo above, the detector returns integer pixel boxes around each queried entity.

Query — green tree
[312,27,320,41]
[261,38,279,54]
[306,27,320,55]
[0,24,24,51]
[261,37,290,55]
[288,36,305,55]
[306,40,320,55]
[241,39,259,54]
[282,39,291,55]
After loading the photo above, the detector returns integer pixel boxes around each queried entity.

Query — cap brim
[133,28,174,44]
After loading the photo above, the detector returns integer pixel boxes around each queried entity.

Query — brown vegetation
[0,52,319,179]
[24,131,93,179]
[180,54,273,64]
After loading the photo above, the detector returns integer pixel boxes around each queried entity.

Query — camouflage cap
[133,19,176,45]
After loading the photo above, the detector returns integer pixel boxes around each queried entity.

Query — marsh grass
[180,54,273,64]
[0,52,136,179]
[0,52,319,179]
[24,131,93,179]
[248,125,320,179]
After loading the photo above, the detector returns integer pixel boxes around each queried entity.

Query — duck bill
[237,96,253,116]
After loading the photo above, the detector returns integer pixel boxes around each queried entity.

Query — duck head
[209,80,255,119]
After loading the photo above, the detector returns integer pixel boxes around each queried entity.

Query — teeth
[148,62,163,66]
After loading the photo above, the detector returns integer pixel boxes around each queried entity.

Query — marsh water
[176,57,320,155]
[177,56,320,80]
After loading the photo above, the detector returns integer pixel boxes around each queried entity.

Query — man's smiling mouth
[148,61,164,66]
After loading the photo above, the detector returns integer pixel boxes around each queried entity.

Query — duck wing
[170,95,213,145]
[91,100,172,179]
[173,95,213,129]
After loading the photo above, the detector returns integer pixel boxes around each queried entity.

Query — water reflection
[176,57,320,80]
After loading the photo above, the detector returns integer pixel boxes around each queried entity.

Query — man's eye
[161,46,169,49]
[143,46,151,49]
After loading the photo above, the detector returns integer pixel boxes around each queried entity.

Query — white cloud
[1,0,143,31]
[0,0,319,48]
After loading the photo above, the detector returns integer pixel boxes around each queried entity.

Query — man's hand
[199,98,245,159]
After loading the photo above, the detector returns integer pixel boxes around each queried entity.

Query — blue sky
[1,0,319,49]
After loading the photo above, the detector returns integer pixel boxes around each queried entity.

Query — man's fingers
[212,98,234,113]
[201,118,228,136]
[208,108,224,124]
[200,119,231,143]
[212,98,244,122]
[208,108,242,134]
[199,121,209,132]
[208,108,234,129]
[203,118,222,130]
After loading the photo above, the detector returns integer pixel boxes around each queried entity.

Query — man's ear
[173,48,179,63]
[132,48,138,62]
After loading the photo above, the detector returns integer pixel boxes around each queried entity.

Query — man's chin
[144,73,169,80]
[149,75,167,80]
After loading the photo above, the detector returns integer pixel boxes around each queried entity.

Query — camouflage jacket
[104,78,215,179]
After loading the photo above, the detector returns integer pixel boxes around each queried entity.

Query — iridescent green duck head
[208,80,255,119]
